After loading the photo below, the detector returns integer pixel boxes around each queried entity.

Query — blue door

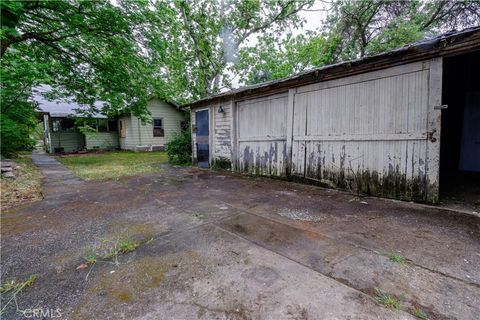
[195,110,209,168]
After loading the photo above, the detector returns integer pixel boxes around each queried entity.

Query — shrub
[212,157,231,170]
[167,129,192,165]
[1,116,36,158]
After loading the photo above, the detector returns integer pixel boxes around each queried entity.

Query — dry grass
[1,156,43,210]
[56,151,168,180]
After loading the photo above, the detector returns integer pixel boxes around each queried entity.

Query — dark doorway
[440,51,480,211]
[195,109,210,168]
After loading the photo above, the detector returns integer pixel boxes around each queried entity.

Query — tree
[147,0,315,99]
[234,32,340,85]
[0,0,160,156]
[325,0,480,59]
[233,0,480,87]
[1,0,158,117]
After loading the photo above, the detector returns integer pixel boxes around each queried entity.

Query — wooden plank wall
[236,93,289,175]
[191,59,442,202]
[291,61,434,201]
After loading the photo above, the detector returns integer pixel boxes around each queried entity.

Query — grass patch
[192,212,205,220]
[412,307,428,319]
[0,275,37,314]
[83,238,147,267]
[374,288,402,310]
[1,156,43,210]
[57,151,168,180]
[388,253,406,264]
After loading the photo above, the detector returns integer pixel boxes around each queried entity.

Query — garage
[188,27,480,203]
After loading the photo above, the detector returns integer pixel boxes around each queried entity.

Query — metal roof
[185,26,480,109]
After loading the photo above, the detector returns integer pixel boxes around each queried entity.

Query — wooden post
[425,57,443,203]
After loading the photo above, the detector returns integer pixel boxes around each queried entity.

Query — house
[35,87,185,153]
[185,27,480,203]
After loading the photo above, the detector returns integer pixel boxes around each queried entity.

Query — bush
[212,157,231,170]
[1,116,36,158]
[166,129,192,165]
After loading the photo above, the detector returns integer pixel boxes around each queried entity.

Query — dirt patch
[71,251,207,319]
[1,156,43,210]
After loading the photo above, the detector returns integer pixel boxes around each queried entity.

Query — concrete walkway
[31,151,83,197]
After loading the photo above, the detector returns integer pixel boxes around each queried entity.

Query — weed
[192,212,205,220]
[388,253,406,264]
[83,253,97,265]
[412,307,428,319]
[211,157,231,170]
[83,237,144,268]
[0,275,37,314]
[118,239,140,253]
[374,288,402,310]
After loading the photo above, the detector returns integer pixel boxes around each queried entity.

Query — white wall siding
[213,102,233,161]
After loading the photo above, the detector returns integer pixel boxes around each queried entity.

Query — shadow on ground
[1,153,479,319]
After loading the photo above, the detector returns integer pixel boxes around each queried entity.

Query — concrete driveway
[1,153,479,319]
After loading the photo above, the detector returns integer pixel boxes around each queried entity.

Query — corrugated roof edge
[184,26,480,109]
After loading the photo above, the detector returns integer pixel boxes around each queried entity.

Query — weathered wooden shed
[186,27,480,203]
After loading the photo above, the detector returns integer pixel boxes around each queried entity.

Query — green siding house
[35,87,184,153]
[119,99,186,151]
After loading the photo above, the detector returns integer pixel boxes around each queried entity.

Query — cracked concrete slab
[1,154,478,319]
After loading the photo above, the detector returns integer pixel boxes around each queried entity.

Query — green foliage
[324,0,480,60]
[0,275,36,294]
[0,274,37,315]
[147,0,315,98]
[412,307,428,320]
[374,288,402,310]
[211,157,232,170]
[235,32,340,84]
[388,253,407,264]
[166,129,192,165]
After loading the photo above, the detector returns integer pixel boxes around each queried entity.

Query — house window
[52,119,61,132]
[52,118,75,132]
[98,119,109,132]
[61,118,75,131]
[153,118,164,137]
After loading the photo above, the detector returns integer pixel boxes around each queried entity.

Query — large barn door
[291,61,441,202]
[236,93,289,176]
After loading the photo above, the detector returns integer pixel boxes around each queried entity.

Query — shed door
[291,60,442,202]
[195,109,210,168]
[236,93,289,175]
